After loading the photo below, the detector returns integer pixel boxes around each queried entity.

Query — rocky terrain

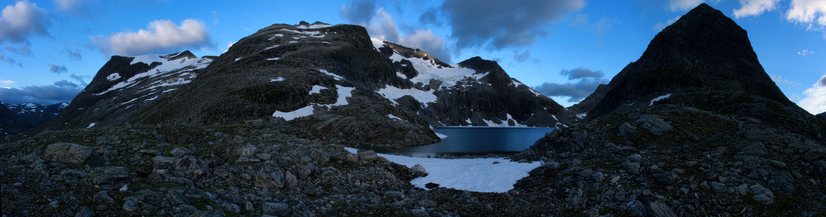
[3,3,824,217]
[513,4,826,216]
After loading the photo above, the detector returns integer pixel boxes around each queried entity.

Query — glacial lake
[382,127,555,157]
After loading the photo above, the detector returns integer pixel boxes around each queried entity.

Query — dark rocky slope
[378,42,574,127]
[513,4,826,216]
[34,21,570,149]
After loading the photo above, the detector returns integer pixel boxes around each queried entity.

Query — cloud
[786,0,826,33]
[5,44,32,56]
[798,75,826,115]
[92,19,213,56]
[399,29,451,63]
[364,8,401,44]
[770,74,800,85]
[49,64,68,74]
[0,53,16,65]
[534,78,608,103]
[418,7,442,27]
[533,67,608,102]
[0,0,50,44]
[652,15,682,31]
[339,0,377,25]
[223,41,235,53]
[592,17,619,37]
[512,50,540,64]
[68,49,82,61]
[560,67,603,79]
[440,0,585,50]
[69,73,89,86]
[669,0,705,11]
[733,0,781,18]
[0,80,14,88]
[341,3,452,63]
[0,80,82,105]
[789,94,800,101]
[798,49,815,56]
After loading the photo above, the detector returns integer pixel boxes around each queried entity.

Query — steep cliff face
[514,4,826,215]
[585,4,792,118]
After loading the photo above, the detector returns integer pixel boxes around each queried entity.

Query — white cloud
[223,41,235,53]
[798,49,815,56]
[0,0,50,44]
[398,29,451,63]
[652,15,682,31]
[798,75,826,115]
[92,19,213,56]
[365,8,401,44]
[53,0,81,11]
[733,0,781,18]
[669,0,705,11]
[0,80,15,85]
[343,5,453,63]
[770,74,801,85]
[786,0,826,32]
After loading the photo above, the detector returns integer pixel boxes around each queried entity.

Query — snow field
[272,85,355,121]
[344,148,540,193]
[650,93,672,106]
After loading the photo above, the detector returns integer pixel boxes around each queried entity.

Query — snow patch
[387,114,402,121]
[377,86,437,105]
[272,106,315,121]
[270,77,284,82]
[309,85,326,94]
[267,58,280,61]
[264,45,280,50]
[297,23,332,29]
[344,148,540,193]
[235,57,242,61]
[272,85,355,120]
[87,123,95,129]
[106,73,121,81]
[650,93,672,106]
[577,113,587,119]
[317,69,343,81]
[435,132,448,139]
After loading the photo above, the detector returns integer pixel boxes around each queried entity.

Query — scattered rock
[43,143,98,165]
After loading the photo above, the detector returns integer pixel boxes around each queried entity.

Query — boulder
[635,114,673,135]
[43,143,98,165]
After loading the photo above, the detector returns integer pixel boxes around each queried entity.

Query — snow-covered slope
[371,40,573,127]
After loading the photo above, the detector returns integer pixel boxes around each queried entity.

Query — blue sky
[1,0,825,115]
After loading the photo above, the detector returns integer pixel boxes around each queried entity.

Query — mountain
[5,102,69,127]
[514,4,826,215]
[1,101,68,137]
[818,112,826,119]
[35,21,571,149]
[376,42,573,127]
[0,101,32,137]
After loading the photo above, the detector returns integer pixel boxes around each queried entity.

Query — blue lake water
[388,127,555,157]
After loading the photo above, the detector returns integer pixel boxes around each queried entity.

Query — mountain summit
[516,4,826,215]
[584,3,790,118]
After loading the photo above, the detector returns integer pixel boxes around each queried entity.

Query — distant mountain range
[0,101,68,136]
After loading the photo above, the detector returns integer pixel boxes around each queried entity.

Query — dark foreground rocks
[1,124,553,217]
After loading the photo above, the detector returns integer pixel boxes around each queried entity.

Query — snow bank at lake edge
[344,147,540,193]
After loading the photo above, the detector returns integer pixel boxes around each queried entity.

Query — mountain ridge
[32,21,572,149]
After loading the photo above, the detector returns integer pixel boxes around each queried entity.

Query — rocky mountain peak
[586,3,790,118]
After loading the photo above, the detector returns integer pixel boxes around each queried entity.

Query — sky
[0,0,824,115]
